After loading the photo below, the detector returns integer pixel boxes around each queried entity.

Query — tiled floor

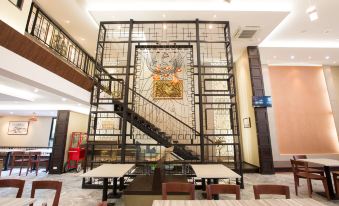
[0,169,338,206]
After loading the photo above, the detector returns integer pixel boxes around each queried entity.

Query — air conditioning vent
[234,26,260,39]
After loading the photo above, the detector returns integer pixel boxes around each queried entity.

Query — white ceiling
[0,74,90,116]
[34,0,339,66]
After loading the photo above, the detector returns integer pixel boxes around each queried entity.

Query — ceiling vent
[234,26,260,39]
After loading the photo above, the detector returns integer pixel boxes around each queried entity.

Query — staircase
[113,99,199,160]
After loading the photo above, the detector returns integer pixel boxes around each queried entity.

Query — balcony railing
[25,2,96,79]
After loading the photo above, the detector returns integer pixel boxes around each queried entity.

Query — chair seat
[297,172,325,180]
[298,168,323,174]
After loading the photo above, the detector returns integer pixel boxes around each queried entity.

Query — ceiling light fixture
[10,112,14,114]
[208,24,213,29]
[62,98,67,101]
[163,24,167,30]
[77,103,82,106]
[65,20,70,24]
[290,55,295,60]
[162,14,166,18]
[306,6,318,22]
[325,56,330,60]
[213,14,217,18]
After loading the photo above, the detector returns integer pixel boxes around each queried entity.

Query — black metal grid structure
[83,19,243,188]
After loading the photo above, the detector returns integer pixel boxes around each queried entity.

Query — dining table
[0,148,25,171]
[81,164,135,205]
[300,158,339,200]
[191,164,241,199]
[152,198,326,206]
[0,197,36,206]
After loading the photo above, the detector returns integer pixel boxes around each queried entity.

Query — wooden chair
[253,184,290,199]
[293,155,323,177]
[0,179,25,198]
[290,160,330,200]
[206,184,240,200]
[0,158,3,176]
[333,171,339,198]
[162,182,195,200]
[26,152,48,176]
[30,180,62,206]
[9,151,29,176]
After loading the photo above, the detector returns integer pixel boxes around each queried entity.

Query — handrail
[25,2,97,79]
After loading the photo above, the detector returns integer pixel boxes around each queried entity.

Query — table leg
[108,177,122,198]
[201,178,206,191]
[119,177,124,191]
[324,166,335,199]
[213,178,219,200]
[102,178,108,202]
[4,152,11,171]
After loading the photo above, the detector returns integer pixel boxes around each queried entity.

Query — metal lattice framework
[83,19,243,188]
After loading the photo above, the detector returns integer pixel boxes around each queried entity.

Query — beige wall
[0,116,52,147]
[0,0,32,33]
[235,50,260,166]
[269,66,339,155]
[324,66,339,135]
[63,111,89,164]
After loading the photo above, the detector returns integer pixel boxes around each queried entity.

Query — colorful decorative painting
[153,80,183,99]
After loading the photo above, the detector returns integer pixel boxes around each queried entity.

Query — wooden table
[191,164,241,199]
[0,198,35,206]
[152,199,326,206]
[82,164,135,203]
[300,158,339,199]
[0,149,25,171]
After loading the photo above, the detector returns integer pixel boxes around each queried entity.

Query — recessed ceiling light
[62,98,67,101]
[33,88,39,93]
[65,20,70,24]
[162,14,166,18]
[213,14,217,18]
[163,24,167,29]
[80,37,85,41]
[306,6,318,21]
[290,55,295,60]
[325,56,330,60]
[208,24,213,29]
[10,112,13,114]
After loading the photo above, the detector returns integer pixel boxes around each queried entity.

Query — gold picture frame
[153,80,183,99]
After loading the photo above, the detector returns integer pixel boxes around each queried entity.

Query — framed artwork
[153,80,183,99]
[8,0,24,9]
[8,121,29,135]
[243,117,251,128]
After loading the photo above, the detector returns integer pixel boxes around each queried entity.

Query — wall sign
[8,121,29,135]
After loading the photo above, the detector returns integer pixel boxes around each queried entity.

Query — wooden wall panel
[0,20,93,91]
[269,66,339,154]
[49,110,70,174]
[247,46,275,174]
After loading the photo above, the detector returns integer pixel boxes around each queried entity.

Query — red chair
[162,182,195,200]
[253,185,290,199]
[206,184,240,200]
[9,151,29,176]
[0,179,25,198]
[30,180,62,206]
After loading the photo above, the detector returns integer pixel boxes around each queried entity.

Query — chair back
[0,179,25,198]
[206,184,240,200]
[30,180,62,206]
[28,152,42,162]
[12,151,26,161]
[253,184,290,199]
[291,159,310,173]
[162,182,195,200]
[293,155,307,160]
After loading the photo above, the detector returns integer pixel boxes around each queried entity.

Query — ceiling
[34,0,339,66]
[0,75,90,117]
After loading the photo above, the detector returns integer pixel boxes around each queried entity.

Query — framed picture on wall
[8,121,29,135]
[243,117,251,128]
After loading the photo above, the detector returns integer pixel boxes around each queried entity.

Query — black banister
[25,2,98,79]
